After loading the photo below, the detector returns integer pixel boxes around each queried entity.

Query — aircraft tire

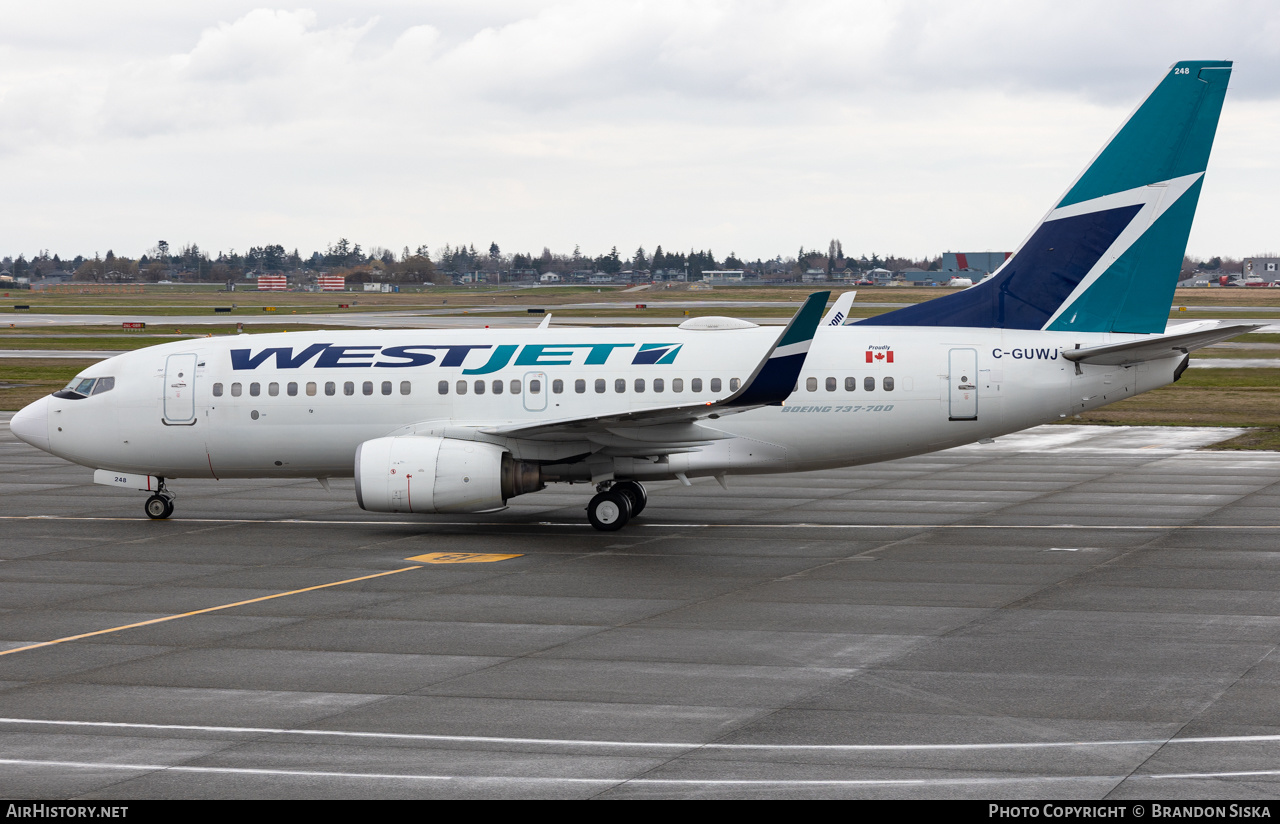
[145,495,173,520]
[612,481,647,517]
[587,490,631,531]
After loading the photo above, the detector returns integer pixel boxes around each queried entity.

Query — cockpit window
[53,376,115,400]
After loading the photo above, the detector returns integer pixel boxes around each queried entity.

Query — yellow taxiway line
[0,565,424,658]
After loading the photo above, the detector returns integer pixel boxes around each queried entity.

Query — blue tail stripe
[1049,178,1205,333]
[857,205,1141,330]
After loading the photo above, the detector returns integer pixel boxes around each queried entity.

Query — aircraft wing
[478,291,830,443]
[820,291,856,327]
[1063,322,1263,366]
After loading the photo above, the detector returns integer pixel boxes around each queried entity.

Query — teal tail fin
[861,61,1231,334]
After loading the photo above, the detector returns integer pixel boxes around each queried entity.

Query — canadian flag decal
[866,350,894,363]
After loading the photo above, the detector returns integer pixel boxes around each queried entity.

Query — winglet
[820,291,856,327]
[723,291,829,407]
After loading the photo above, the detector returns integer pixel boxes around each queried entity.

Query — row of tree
[9,239,1236,286]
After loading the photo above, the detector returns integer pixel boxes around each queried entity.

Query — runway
[3,415,1280,799]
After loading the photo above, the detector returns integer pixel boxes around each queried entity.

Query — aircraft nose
[10,395,51,453]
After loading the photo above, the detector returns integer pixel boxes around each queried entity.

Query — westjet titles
[230,341,685,372]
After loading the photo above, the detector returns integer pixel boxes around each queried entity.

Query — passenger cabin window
[438,381,449,395]
[268,382,279,397]
[250,383,261,397]
[287,382,298,397]
[492,379,503,395]
[654,378,664,393]
[672,378,684,392]
[552,379,563,394]
[730,378,740,392]
[400,381,411,396]
[512,379,522,394]
[213,383,223,397]
[575,379,586,394]
[325,382,335,396]
[456,380,467,395]
[529,379,541,394]
[363,381,373,396]
[826,377,836,392]
[381,381,392,396]
[595,379,606,394]
[883,377,895,391]
[806,377,817,392]
[231,382,243,397]
[691,378,703,392]
[474,380,485,395]
[710,378,722,393]
[864,377,875,392]
[845,377,856,391]
[344,381,355,396]
[306,382,317,397]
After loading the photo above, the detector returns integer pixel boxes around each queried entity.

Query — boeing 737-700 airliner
[9,61,1258,530]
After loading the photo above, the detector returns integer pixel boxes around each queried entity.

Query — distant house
[539,272,561,284]
[702,270,745,284]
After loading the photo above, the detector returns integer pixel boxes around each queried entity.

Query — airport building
[1244,257,1280,282]
[701,270,746,284]
[941,251,1011,275]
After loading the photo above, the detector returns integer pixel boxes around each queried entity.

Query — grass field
[1071,367,1280,450]
[0,360,97,410]
[8,284,1280,316]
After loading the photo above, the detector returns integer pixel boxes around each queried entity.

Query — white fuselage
[29,323,1181,486]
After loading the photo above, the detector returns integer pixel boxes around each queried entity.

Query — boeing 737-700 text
[9,61,1257,530]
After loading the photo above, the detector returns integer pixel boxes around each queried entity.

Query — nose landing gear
[144,480,175,520]
[586,481,647,531]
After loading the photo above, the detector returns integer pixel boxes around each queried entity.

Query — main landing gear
[144,480,175,520]
[586,481,647,531]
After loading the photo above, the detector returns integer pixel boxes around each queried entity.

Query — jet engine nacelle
[354,436,543,514]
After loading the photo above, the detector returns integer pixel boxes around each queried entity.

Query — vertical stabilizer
[860,61,1231,333]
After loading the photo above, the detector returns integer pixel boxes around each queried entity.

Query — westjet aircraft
[10,61,1258,531]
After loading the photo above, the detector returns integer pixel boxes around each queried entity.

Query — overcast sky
[2,1,1278,263]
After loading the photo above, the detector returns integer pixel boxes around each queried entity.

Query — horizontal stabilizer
[1063,323,1262,366]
